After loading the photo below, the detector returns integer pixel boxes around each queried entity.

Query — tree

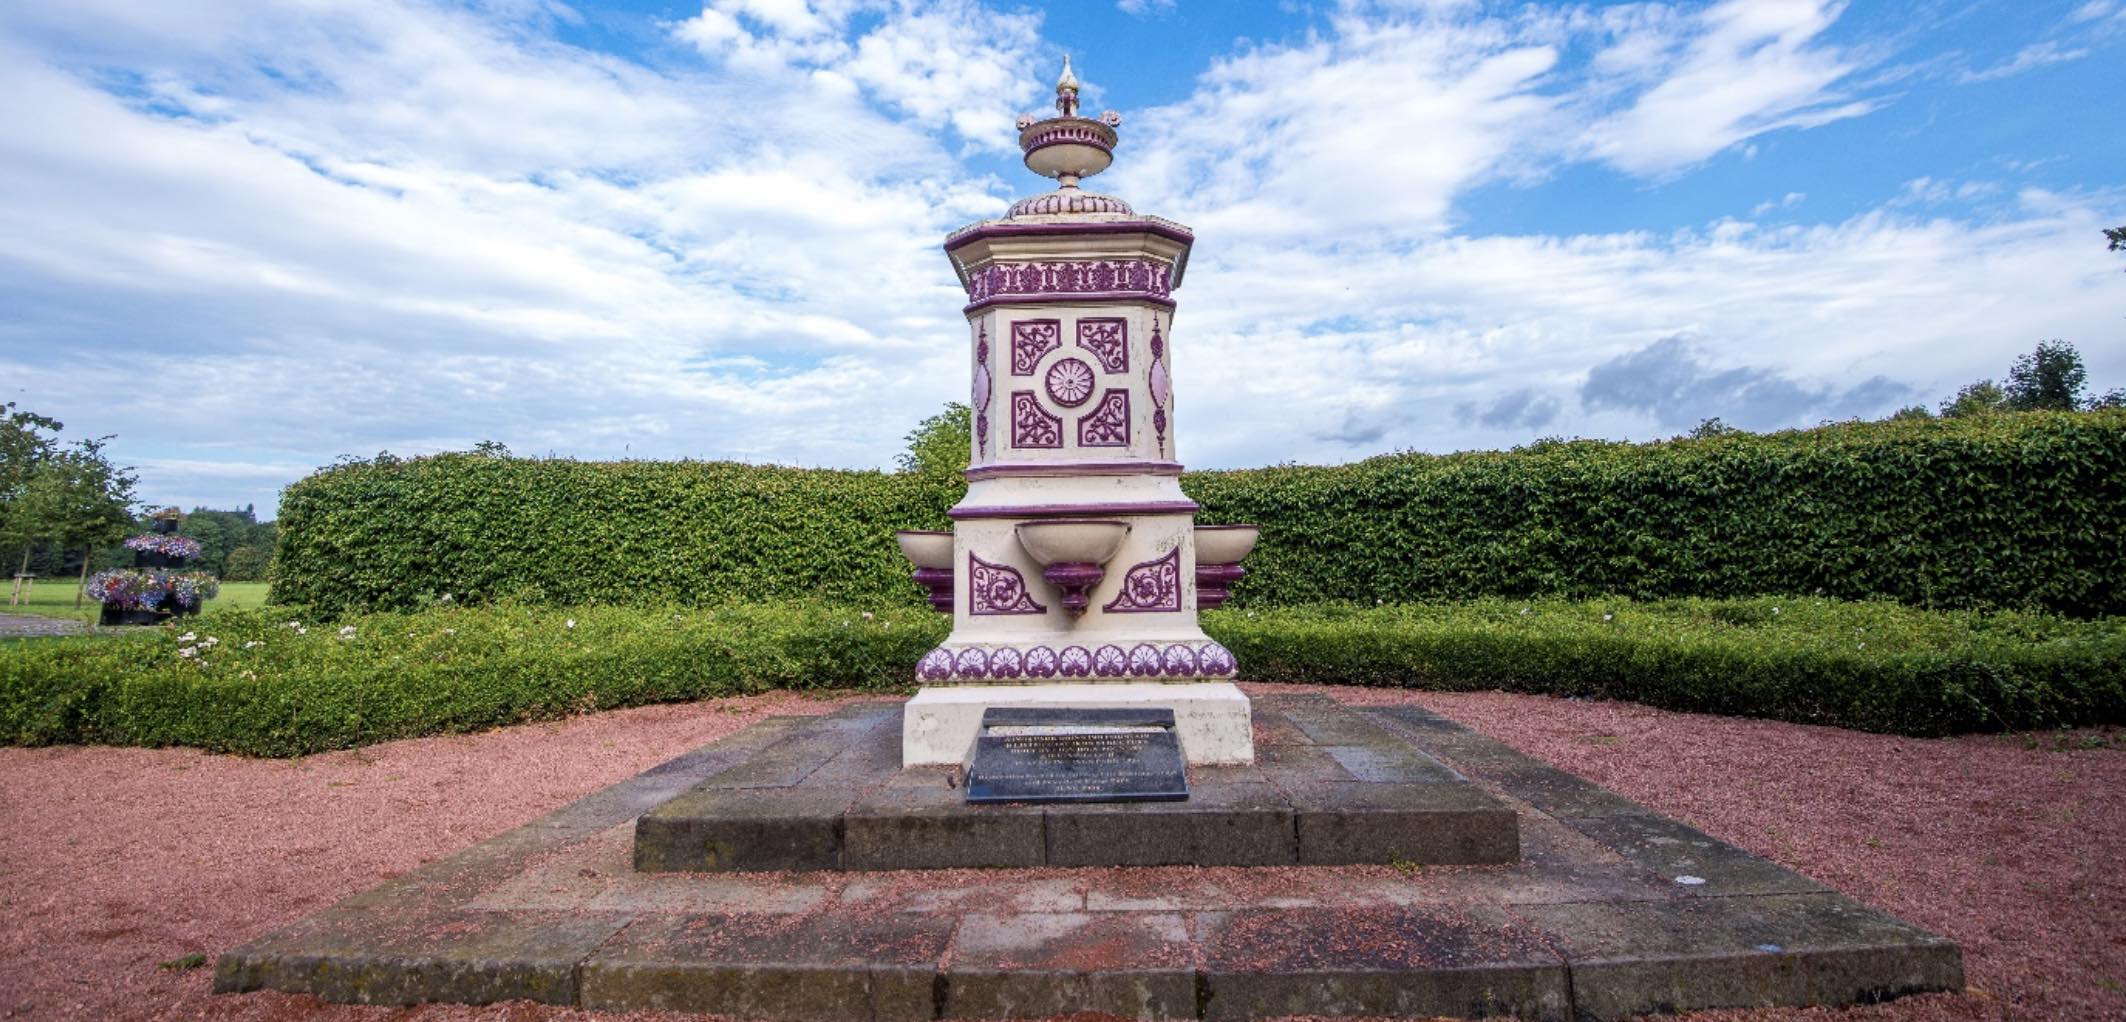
[1886,405,1934,421]
[2108,226,2126,255]
[897,403,972,482]
[0,403,63,554]
[222,545,272,582]
[1939,380,2006,418]
[2003,340,2088,411]
[17,438,137,605]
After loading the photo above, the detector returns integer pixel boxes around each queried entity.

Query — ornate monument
[897,57,1259,767]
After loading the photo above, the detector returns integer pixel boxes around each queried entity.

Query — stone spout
[895,530,955,614]
[1193,524,1260,610]
[1014,520,1131,617]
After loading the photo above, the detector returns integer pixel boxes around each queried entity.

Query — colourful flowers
[85,569,221,611]
[123,534,203,559]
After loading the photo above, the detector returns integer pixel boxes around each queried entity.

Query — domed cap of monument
[1008,56,1134,219]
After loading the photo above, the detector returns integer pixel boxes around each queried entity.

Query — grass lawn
[2,580,270,626]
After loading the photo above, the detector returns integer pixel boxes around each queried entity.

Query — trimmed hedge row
[1212,598,2126,738]
[2,598,2118,754]
[272,412,2126,617]
[0,603,945,757]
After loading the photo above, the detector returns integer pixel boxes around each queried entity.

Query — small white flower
[565,619,576,630]
[439,592,453,602]
[285,621,301,629]
[882,621,891,629]
[177,632,196,642]
[1602,613,1614,621]
[1858,642,1866,649]
[443,628,456,635]
[1520,607,1531,617]
[337,625,357,641]
[243,640,263,649]
[861,611,874,621]
[177,646,197,658]
[841,620,851,627]
[201,637,219,648]
[295,626,307,635]
[1772,606,1782,615]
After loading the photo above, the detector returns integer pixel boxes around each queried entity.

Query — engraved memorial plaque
[965,707,1190,804]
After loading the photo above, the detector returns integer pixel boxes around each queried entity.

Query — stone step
[632,697,1519,872]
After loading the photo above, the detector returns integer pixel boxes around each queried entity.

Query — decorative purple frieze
[974,324,992,455]
[1149,320,1171,456]
[964,259,1173,305]
[968,552,1046,615]
[1103,547,1182,613]
[1011,319,1060,376]
[917,642,1236,681]
[1045,357,1095,407]
[1077,389,1130,447]
[1076,318,1128,373]
[1010,391,1062,448]
[1042,561,1106,616]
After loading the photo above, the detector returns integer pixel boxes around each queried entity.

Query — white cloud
[1118,0,1177,15]
[1579,0,1873,175]
[1959,40,2090,83]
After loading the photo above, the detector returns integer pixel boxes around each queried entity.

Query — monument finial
[1055,55,1080,117]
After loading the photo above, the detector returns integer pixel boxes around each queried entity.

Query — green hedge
[273,412,2126,618]
[0,603,946,757]
[273,454,956,616]
[2,598,2117,754]
[1211,598,2125,737]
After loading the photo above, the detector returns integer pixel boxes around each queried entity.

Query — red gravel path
[1,685,2120,1022]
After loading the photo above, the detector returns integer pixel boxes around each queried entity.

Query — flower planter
[98,605,166,627]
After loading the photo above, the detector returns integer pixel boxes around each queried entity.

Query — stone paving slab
[636,696,1519,872]
[216,695,1963,1020]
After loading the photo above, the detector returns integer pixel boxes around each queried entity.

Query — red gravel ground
[2,684,2120,1022]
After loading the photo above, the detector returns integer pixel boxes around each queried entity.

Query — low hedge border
[3,597,2117,755]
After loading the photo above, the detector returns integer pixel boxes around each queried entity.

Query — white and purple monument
[898,58,1259,768]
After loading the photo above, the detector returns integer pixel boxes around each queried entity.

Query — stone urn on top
[896,57,1261,768]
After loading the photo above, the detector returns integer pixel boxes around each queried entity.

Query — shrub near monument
[274,410,2126,617]
[2,597,2118,755]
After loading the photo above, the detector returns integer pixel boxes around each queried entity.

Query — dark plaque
[965,707,1189,804]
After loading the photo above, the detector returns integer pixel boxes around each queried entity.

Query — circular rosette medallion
[1043,357,1096,407]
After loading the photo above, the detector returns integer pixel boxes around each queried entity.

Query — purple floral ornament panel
[968,552,1046,615]
[1058,646,1094,677]
[1024,646,1059,678]
[1092,644,1128,677]
[1045,358,1096,407]
[1011,319,1061,376]
[1076,317,1128,373]
[989,647,1025,679]
[1077,390,1130,447]
[1103,547,1182,613]
[1162,644,1199,676]
[954,647,989,678]
[1011,391,1062,448]
[918,647,954,680]
[1127,643,1162,677]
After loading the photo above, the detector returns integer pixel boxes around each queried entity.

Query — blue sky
[1,0,2121,515]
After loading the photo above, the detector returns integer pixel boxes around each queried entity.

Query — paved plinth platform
[638,694,1516,871]
[215,694,1963,1021]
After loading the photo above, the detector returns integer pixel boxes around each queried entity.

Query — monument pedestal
[901,681,1253,767]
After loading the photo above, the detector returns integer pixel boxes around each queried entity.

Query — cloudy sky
[3,0,2122,515]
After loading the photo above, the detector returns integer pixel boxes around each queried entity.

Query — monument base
[902,681,1254,767]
